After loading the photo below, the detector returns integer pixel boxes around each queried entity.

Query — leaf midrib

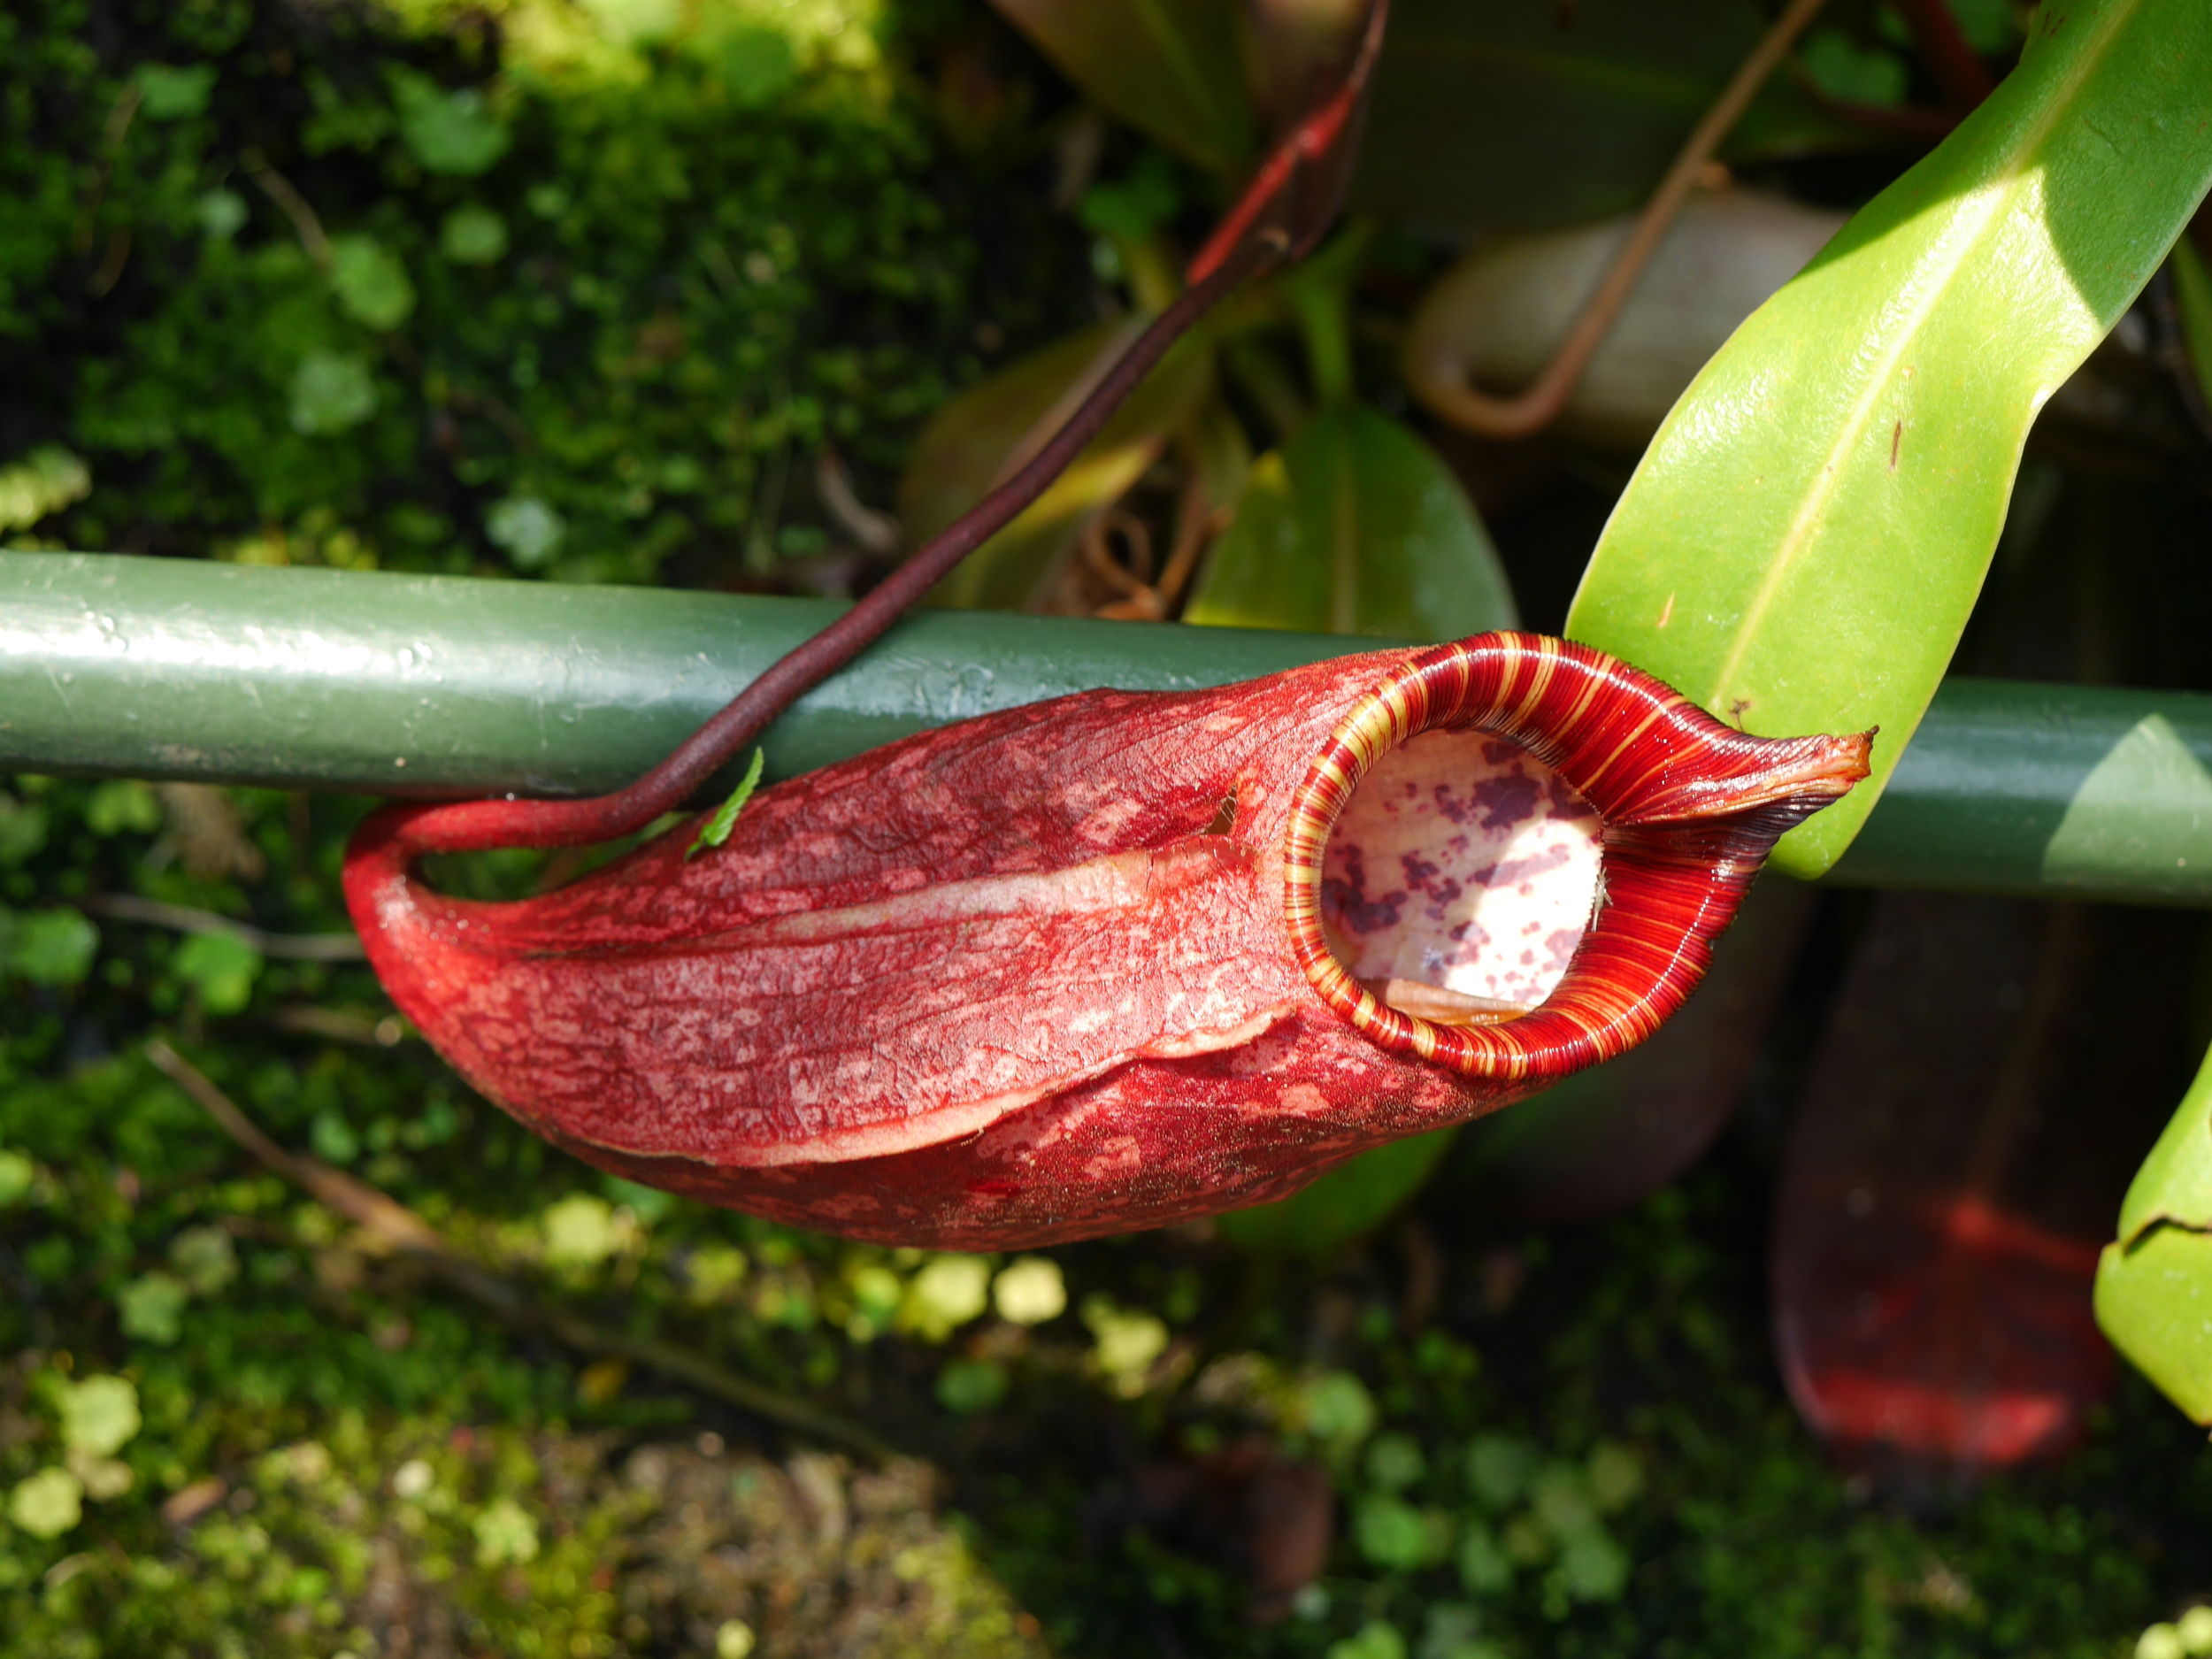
[1697,0,2131,714]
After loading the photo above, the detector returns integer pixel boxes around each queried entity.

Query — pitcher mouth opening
[1317,726,1603,1028]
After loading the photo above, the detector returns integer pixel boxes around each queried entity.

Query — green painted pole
[1824,679,2212,907]
[0,553,1348,797]
[3,552,2208,906]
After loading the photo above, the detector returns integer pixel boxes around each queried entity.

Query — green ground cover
[6,776,2212,1655]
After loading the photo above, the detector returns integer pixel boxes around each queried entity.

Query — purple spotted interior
[1319,729,1604,1017]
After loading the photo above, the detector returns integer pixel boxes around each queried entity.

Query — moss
[2,0,1085,584]
[4,767,2212,1653]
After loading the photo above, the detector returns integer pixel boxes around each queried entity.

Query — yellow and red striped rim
[1281,633,1822,1084]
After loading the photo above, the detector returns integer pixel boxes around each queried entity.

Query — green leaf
[2096,1225,2212,1425]
[7,1467,82,1540]
[987,0,1256,175]
[687,747,765,858]
[133,62,216,120]
[1079,151,1183,244]
[84,779,160,837]
[1566,0,2212,879]
[1458,1522,1514,1594]
[1185,404,1517,640]
[168,1225,239,1295]
[1,905,98,986]
[0,796,48,865]
[2175,234,2212,411]
[2095,1038,2212,1424]
[1364,1432,1425,1492]
[901,1255,991,1342]
[388,67,511,178]
[1353,1493,1449,1570]
[712,25,797,108]
[1354,0,1858,235]
[990,1256,1066,1325]
[196,187,247,241]
[0,1149,32,1208]
[288,349,379,436]
[578,0,681,49]
[896,323,1213,611]
[472,1494,540,1568]
[543,1194,620,1265]
[485,495,566,568]
[58,1375,140,1458]
[439,204,510,265]
[1466,1432,1538,1510]
[310,1107,359,1164]
[117,1272,189,1346]
[1298,1369,1377,1453]
[329,234,417,331]
[0,444,91,534]
[1325,1619,1409,1659]
[1797,30,1909,106]
[171,932,261,1016]
[2116,1041,2212,1248]
[1214,1126,1457,1256]
[935,1357,1009,1415]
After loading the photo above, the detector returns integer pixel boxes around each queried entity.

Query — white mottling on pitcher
[1320,729,1602,1010]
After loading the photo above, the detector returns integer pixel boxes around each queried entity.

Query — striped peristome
[1285,634,1870,1086]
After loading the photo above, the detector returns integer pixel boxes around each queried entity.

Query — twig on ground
[268,1006,410,1047]
[81,894,366,961]
[241,150,332,271]
[144,1038,895,1463]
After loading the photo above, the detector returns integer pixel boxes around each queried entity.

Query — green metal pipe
[3,552,2208,906]
[0,553,1359,795]
[1824,679,2212,907]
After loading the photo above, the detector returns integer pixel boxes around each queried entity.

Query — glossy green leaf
[985,0,1256,175]
[1185,404,1517,640]
[1214,1127,1456,1256]
[896,324,1213,611]
[1566,0,2212,879]
[1353,0,1858,236]
[2095,1039,2212,1424]
[2175,234,2212,410]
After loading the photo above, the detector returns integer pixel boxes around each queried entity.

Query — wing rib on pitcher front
[345,633,1870,1248]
